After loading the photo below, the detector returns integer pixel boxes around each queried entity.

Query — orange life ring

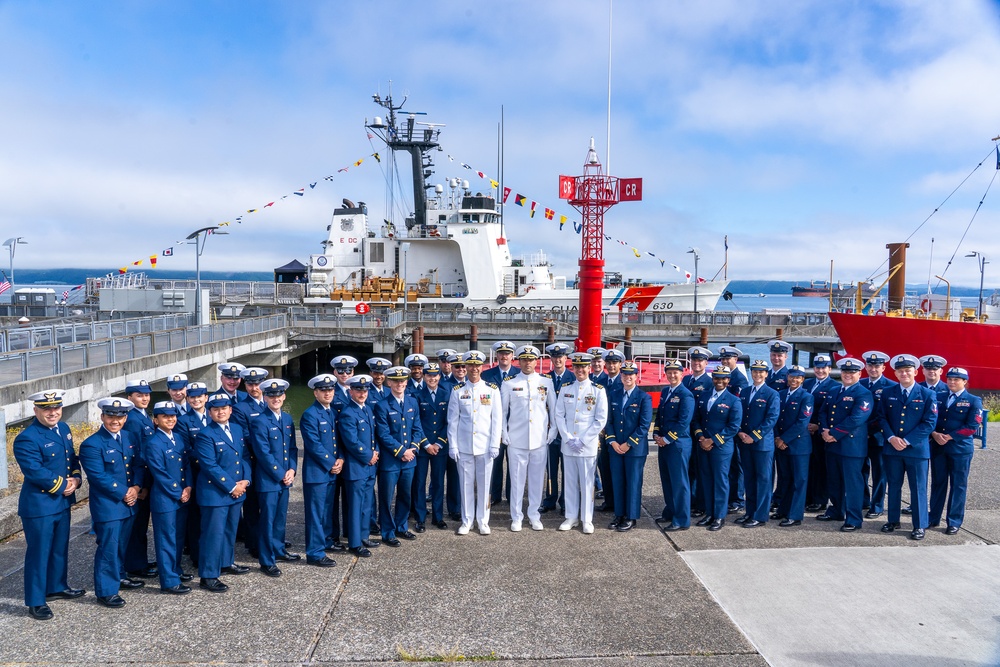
[875,308,886,316]
[919,298,931,313]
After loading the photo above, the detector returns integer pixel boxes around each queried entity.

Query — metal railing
[0,314,286,385]
[0,313,195,353]
[146,280,305,305]
[288,309,404,330]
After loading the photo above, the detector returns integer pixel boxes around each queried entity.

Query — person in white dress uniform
[555,352,609,534]
[447,351,503,535]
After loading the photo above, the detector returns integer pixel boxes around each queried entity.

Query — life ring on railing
[375,318,382,327]
[875,308,886,316]
[919,298,932,313]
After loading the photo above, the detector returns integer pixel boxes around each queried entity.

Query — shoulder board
[487,382,499,390]
[595,384,605,391]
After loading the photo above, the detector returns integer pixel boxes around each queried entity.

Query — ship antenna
[606,0,613,174]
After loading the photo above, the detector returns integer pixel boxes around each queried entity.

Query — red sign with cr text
[619,178,642,201]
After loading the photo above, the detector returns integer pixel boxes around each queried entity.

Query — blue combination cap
[366,357,392,373]
[711,367,732,379]
[688,346,711,360]
[348,374,373,389]
[98,397,134,416]
[125,379,152,395]
[516,345,541,360]
[946,367,969,380]
[308,373,338,390]
[165,373,188,390]
[404,353,428,367]
[492,341,516,354]
[241,367,269,384]
[768,340,792,354]
[620,361,638,375]
[463,350,487,365]
[837,358,865,372]
[206,393,232,409]
[787,365,807,377]
[604,349,626,363]
[385,366,411,381]
[29,390,65,407]
[718,346,742,359]
[331,355,358,370]
[424,362,441,375]
[749,359,770,372]
[261,379,290,396]
[812,354,832,368]
[152,401,179,416]
[218,362,246,378]
[570,352,594,366]
[185,382,208,397]
[436,348,458,360]
[545,342,571,356]
[862,351,890,365]
[891,354,920,369]
[920,354,947,369]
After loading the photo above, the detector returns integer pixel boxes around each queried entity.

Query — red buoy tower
[561,138,641,352]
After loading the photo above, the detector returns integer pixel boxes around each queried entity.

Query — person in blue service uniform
[328,355,369,545]
[216,361,248,405]
[816,358,874,531]
[596,348,626,513]
[483,340,520,504]
[805,355,839,513]
[79,397,146,609]
[541,342,574,515]
[735,361,780,527]
[929,367,983,535]
[404,353,429,393]
[772,366,814,526]
[692,367,743,531]
[231,367,268,558]
[718,346,749,515]
[587,346,608,386]
[144,401,193,594]
[915,354,951,518]
[684,346,715,518]
[653,360,696,532]
[859,350,896,519]
[374,366,427,546]
[165,373,190,417]
[299,373,343,567]
[194,393,253,593]
[765,340,791,393]
[877,354,938,540]
[120,379,157,581]
[249,379,301,576]
[13,390,85,621]
[337,375,380,557]
[174,381,209,567]
[445,353,468,521]
[606,361,652,531]
[413,362,450,531]
[366,357,393,405]
[436,348,459,386]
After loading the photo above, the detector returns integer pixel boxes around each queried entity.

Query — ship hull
[828,311,1000,390]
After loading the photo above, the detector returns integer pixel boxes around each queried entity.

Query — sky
[2,0,1000,289]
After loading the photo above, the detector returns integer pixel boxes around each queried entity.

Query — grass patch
[4,421,100,497]
[397,644,497,662]
[981,393,1000,422]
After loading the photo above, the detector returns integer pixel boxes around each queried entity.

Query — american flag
[0,271,10,295]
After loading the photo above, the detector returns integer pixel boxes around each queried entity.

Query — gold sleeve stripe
[48,476,64,494]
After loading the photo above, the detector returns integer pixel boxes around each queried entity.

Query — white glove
[489,447,500,459]
[569,438,583,453]
[449,448,460,462]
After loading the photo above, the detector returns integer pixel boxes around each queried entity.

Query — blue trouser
[22,509,71,606]
[542,441,564,510]
[609,451,644,520]
[185,468,201,565]
[345,475,375,549]
[123,496,151,572]
[807,433,828,507]
[379,466,415,539]
[414,452,447,523]
[929,451,972,528]
[884,455,929,529]
[240,484,261,552]
[597,439,614,504]
[728,446,745,506]
[699,443,734,521]
[826,452,866,527]
[776,450,811,521]
[865,440,887,512]
[94,515,135,597]
[490,444,510,503]
[256,487,289,567]
[739,446,774,522]
[689,430,705,513]
[446,457,461,516]
[305,479,333,560]
[199,502,241,579]
[151,508,186,589]
[657,442,691,527]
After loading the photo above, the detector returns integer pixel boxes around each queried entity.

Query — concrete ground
[1,433,998,666]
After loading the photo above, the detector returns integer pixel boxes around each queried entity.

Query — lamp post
[3,237,27,292]
[687,247,701,312]
[186,226,222,325]
[966,251,988,320]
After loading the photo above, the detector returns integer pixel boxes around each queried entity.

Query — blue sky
[2,0,1000,288]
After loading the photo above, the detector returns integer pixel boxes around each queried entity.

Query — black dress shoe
[616,519,635,532]
[414,522,426,533]
[734,514,750,525]
[349,546,371,558]
[307,556,337,567]
[815,513,838,522]
[596,503,613,512]
[222,564,250,575]
[538,505,552,514]
[865,510,883,519]
[769,512,784,521]
[707,519,725,531]
[901,506,912,515]
[805,503,825,512]
[180,573,193,582]
[910,528,925,541]
[654,517,670,526]
[690,509,705,518]
[326,542,347,553]
[97,594,126,608]
[362,539,380,549]
[881,522,902,533]
[260,565,282,577]
[664,524,689,532]
[370,524,381,534]
[778,519,802,527]
[400,531,417,540]
[28,604,53,620]
[383,537,401,547]
[695,515,714,527]
[199,578,228,593]
[119,578,145,589]
[945,526,960,535]
[276,551,301,562]
[160,584,191,595]
[46,588,86,600]
[609,516,622,530]
[742,519,764,528]
[927,522,940,528]
[449,513,462,521]
[727,503,744,515]
[434,520,448,530]
[126,566,158,579]
[840,524,860,532]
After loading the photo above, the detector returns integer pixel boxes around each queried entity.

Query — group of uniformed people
[651,342,982,543]
[12,339,982,621]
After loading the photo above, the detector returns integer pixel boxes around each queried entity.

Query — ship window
[370,242,384,262]
[438,214,447,222]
